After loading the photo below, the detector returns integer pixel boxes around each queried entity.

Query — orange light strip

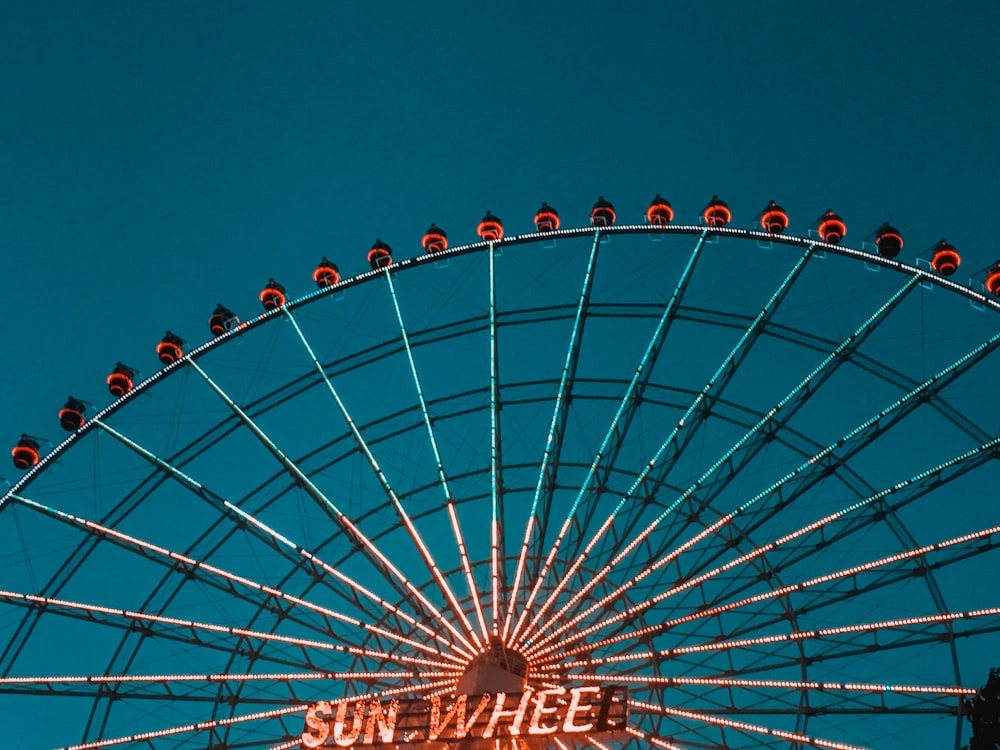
[536,525,1000,661]
[535,606,1000,668]
[11,494,459,666]
[558,672,976,696]
[631,699,870,750]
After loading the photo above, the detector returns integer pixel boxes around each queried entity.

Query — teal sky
[2,3,1000,748]
[3,1,999,447]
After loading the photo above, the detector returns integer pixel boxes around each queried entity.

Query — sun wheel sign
[302,686,629,748]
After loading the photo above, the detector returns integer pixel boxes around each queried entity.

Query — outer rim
[4,223,997,505]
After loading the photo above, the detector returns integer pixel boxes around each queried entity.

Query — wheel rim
[3,224,999,750]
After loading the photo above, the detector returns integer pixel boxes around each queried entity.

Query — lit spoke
[8,493,463,667]
[381,268,486,646]
[223,502,467,661]
[57,680,453,750]
[563,672,976,696]
[631,699,871,750]
[662,607,1000,659]
[503,229,603,641]
[536,276,921,641]
[0,669,458,691]
[488,241,503,635]
[529,435,1000,655]
[538,524,1000,660]
[283,305,487,646]
[624,726,684,750]
[91,417,466,660]
[522,245,814,644]
[57,704,308,750]
[187,357,478,655]
[0,588,360,655]
[513,229,709,648]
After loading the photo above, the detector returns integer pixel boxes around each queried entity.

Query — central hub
[455,638,529,695]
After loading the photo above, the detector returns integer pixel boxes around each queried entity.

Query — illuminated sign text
[301,685,628,748]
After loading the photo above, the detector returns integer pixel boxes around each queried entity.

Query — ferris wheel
[3,195,1000,750]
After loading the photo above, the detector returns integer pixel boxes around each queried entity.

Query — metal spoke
[488,241,504,635]
[504,229,603,641]
[520,244,815,645]
[524,276,981,651]
[631,698,871,750]
[529,435,1000,655]
[186,357,478,656]
[282,304,488,648]
[513,229,709,647]
[89,417,465,658]
[7,493,463,666]
[537,523,1000,661]
[381,267,486,646]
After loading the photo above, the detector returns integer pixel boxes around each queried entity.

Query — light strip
[514,229,709,648]
[380,272,488,646]
[504,229,603,642]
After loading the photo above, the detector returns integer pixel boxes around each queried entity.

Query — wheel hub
[456,638,529,694]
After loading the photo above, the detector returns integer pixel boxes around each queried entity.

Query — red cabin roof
[760,201,788,234]
[590,196,616,227]
[107,363,136,398]
[930,240,960,276]
[157,331,184,365]
[368,239,393,270]
[534,202,560,232]
[11,434,41,470]
[209,303,237,337]
[260,279,287,311]
[646,194,673,226]
[477,212,504,242]
[313,258,341,288]
[422,223,448,254]
[703,196,731,228]
[59,397,86,431]
[874,222,903,259]
[817,210,847,245]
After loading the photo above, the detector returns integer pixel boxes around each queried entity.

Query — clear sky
[2,2,1000,749]
[3,0,999,442]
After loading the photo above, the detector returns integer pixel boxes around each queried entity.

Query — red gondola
[646,194,674,226]
[590,197,616,227]
[534,203,560,232]
[260,279,287,311]
[477,212,504,242]
[209,303,237,336]
[313,258,341,288]
[703,196,731,227]
[368,239,393,270]
[874,222,903,258]
[817,210,847,244]
[107,363,135,398]
[986,264,1000,297]
[760,201,788,234]
[11,435,40,470]
[156,331,184,365]
[59,397,86,431]
[421,224,448,254]
[930,240,960,276]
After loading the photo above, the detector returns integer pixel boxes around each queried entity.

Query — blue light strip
[532,244,816,631]
[88,416,468,656]
[515,229,710,647]
[187,356,478,654]
[382,269,486,647]
[529,284,1000,649]
[488,241,503,636]
[283,306,488,645]
[503,229,603,642]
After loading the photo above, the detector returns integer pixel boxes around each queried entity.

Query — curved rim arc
[5,223,997,506]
